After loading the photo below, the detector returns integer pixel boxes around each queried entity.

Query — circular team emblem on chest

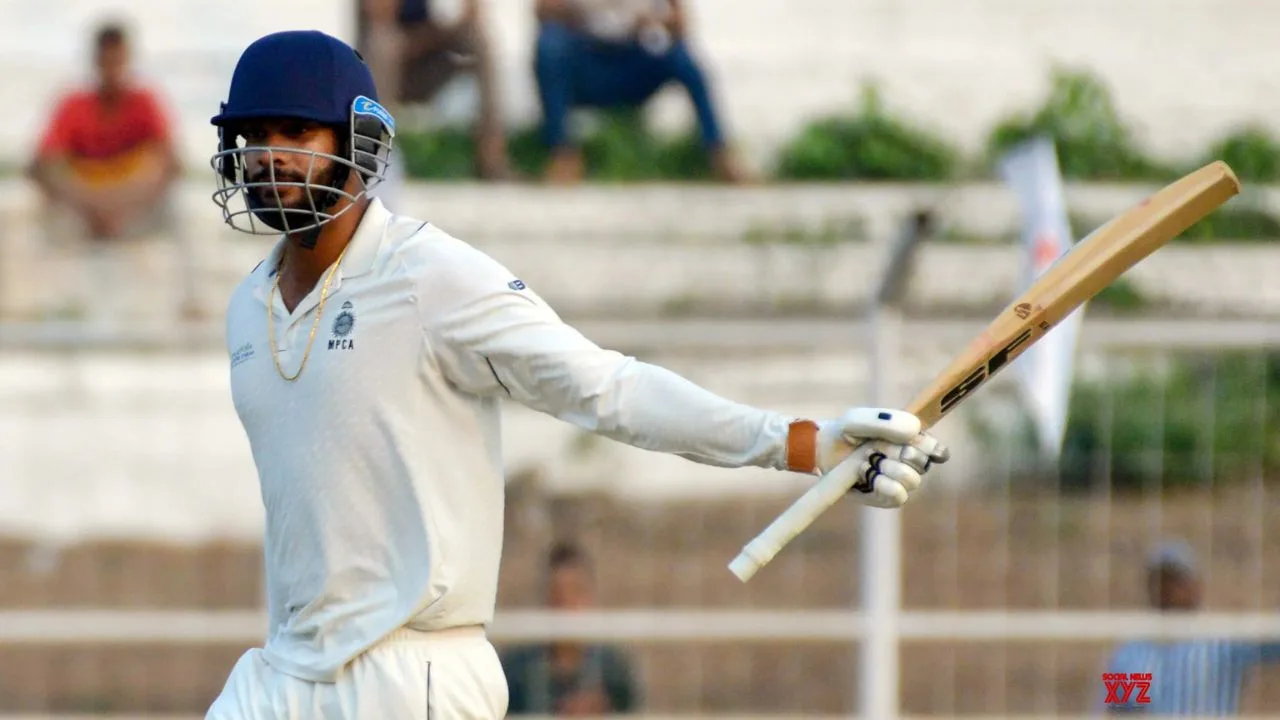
[333,301,355,338]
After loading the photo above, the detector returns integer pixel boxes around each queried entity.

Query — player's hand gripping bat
[729,160,1242,583]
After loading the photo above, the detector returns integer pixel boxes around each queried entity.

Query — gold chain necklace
[266,243,350,382]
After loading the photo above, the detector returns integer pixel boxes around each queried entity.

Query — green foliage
[986,67,1175,181]
[1060,352,1280,493]
[398,111,710,182]
[505,125,549,177]
[396,127,479,180]
[1203,124,1280,183]
[773,84,960,181]
[512,110,685,181]
[574,110,711,182]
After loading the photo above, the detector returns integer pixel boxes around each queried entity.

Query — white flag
[997,137,1083,461]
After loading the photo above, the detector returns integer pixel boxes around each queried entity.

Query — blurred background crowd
[2,0,1280,718]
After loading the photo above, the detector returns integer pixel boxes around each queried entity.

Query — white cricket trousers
[205,626,509,720]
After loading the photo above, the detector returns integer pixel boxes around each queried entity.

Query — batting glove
[786,408,950,508]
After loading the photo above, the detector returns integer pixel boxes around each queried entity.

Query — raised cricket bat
[728,160,1241,583]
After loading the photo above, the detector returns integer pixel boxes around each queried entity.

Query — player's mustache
[249,168,308,185]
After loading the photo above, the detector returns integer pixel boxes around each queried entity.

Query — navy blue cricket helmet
[209,30,396,242]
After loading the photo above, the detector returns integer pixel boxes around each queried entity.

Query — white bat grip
[728,454,862,582]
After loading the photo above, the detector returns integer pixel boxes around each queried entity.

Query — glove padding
[816,407,950,508]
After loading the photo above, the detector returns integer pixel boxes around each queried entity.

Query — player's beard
[246,159,343,233]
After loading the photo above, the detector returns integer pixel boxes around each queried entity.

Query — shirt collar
[255,197,391,285]
[340,197,391,279]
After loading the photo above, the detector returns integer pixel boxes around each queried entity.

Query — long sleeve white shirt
[224,199,797,682]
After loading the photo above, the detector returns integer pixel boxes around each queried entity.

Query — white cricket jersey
[224,198,796,682]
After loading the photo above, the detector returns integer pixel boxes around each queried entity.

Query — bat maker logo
[938,327,1035,414]
[1102,672,1152,706]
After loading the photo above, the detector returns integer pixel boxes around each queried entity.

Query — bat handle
[728,453,863,582]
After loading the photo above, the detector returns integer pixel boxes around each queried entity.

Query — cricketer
[203,29,951,719]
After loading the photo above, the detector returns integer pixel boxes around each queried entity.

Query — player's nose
[245,147,289,175]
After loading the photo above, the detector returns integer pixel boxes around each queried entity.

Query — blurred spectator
[501,541,641,715]
[28,22,181,237]
[532,0,748,184]
[26,21,192,324]
[1099,539,1280,715]
[357,0,513,181]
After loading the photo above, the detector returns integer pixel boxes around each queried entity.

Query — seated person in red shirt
[28,22,181,240]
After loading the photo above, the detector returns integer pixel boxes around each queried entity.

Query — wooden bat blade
[909,160,1240,429]
[727,160,1240,583]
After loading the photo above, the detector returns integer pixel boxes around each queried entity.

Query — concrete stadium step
[370,181,1279,244]
[2,180,1278,321]
[1,317,1275,545]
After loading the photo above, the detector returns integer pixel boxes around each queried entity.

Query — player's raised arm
[417,234,948,506]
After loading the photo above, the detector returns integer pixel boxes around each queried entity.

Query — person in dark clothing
[501,542,641,715]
